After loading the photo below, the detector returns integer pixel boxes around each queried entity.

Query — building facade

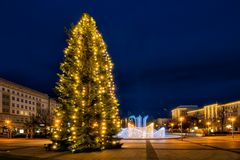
[0,78,59,135]
[187,108,204,120]
[220,101,240,117]
[171,105,198,120]
[203,103,219,120]
[172,101,240,131]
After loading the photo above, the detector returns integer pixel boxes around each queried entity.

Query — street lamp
[179,117,184,140]
[170,123,174,133]
[5,119,12,138]
[206,122,211,135]
[229,117,236,139]
[5,120,9,124]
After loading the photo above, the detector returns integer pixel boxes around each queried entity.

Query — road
[0,136,239,160]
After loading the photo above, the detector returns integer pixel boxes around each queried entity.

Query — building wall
[220,101,240,118]
[49,98,60,115]
[203,103,218,120]
[173,102,240,122]
[172,108,188,120]
[172,105,198,120]
[0,78,59,132]
[187,108,204,120]
[155,118,170,126]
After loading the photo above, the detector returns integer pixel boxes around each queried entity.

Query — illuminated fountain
[117,115,166,139]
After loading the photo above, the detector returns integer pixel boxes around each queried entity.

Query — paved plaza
[0,136,239,160]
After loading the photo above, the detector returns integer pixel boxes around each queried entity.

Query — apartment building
[198,101,240,120]
[220,101,240,117]
[0,78,59,134]
[171,105,198,120]
[203,103,219,120]
[187,108,204,120]
[171,101,240,131]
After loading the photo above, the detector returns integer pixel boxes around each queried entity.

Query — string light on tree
[51,13,120,152]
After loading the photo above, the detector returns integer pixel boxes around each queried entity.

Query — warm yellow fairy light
[52,145,57,149]
[72,115,76,119]
[54,13,120,149]
[102,126,106,130]
[93,123,98,127]
[229,117,236,122]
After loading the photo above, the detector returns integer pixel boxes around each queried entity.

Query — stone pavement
[0,136,239,160]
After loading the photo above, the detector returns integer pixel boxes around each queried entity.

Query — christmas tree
[51,13,121,152]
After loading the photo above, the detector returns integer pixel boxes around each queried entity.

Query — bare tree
[24,116,37,139]
[36,106,52,136]
[218,106,226,132]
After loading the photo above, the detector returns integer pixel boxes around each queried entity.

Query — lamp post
[206,122,211,135]
[179,117,184,140]
[5,120,12,138]
[170,123,174,133]
[229,117,236,139]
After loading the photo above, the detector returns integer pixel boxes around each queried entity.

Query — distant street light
[179,117,184,140]
[229,117,236,139]
[170,123,174,133]
[5,120,10,125]
[5,119,12,138]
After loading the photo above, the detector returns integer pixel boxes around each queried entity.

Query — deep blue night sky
[1,0,240,118]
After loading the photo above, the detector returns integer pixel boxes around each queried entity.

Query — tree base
[105,143,123,149]
[45,142,123,153]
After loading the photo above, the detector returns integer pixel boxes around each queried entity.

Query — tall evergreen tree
[51,13,120,152]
